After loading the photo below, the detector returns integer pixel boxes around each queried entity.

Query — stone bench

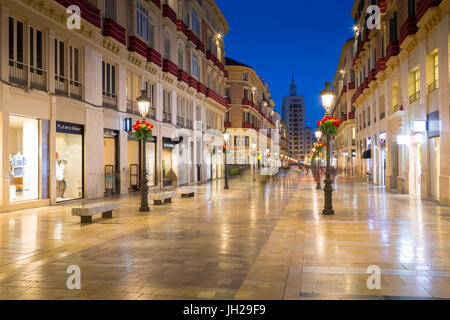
[150,191,176,205]
[72,202,120,223]
[180,186,197,198]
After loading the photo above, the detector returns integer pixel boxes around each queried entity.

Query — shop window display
[56,122,83,202]
[9,116,39,202]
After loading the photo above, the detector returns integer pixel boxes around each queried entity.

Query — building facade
[351,0,449,204]
[331,38,357,175]
[282,76,309,161]
[0,0,229,212]
[224,57,280,169]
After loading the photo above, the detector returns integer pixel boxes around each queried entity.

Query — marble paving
[0,169,449,300]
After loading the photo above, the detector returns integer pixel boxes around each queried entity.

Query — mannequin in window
[56,153,68,199]
[10,152,26,191]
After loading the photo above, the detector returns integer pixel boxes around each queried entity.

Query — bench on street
[180,186,197,198]
[72,202,120,223]
[150,191,176,205]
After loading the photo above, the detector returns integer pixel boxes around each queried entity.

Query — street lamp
[320,82,336,215]
[137,89,151,212]
[224,131,230,189]
[315,128,322,190]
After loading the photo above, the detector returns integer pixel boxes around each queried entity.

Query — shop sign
[56,121,84,135]
[163,137,182,149]
[427,111,440,138]
[125,118,132,132]
[104,129,118,139]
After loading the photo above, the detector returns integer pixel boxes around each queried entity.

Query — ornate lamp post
[320,82,336,216]
[315,128,322,190]
[223,131,230,189]
[136,90,151,212]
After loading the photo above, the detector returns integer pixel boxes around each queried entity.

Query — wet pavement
[0,169,449,300]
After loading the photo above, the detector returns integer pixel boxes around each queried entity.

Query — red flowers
[313,142,326,150]
[317,116,340,137]
[132,120,153,140]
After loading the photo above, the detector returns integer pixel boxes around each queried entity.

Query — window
[164,35,171,60]
[243,72,248,81]
[191,8,199,35]
[408,68,420,103]
[178,46,184,70]
[105,0,116,20]
[234,136,240,147]
[408,0,416,17]
[136,1,149,41]
[389,12,398,42]
[192,53,200,79]
[243,89,248,100]
[429,53,439,93]
[54,39,65,79]
[149,21,155,48]
[163,89,172,123]
[9,17,24,65]
[29,27,43,74]
[102,61,117,105]
[392,83,399,111]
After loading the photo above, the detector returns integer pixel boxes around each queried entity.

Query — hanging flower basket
[222,145,231,154]
[318,116,340,137]
[132,120,153,141]
[312,142,326,152]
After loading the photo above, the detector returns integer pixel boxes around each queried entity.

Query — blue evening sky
[216,0,355,128]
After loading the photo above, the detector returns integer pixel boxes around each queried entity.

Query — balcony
[242,99,252,106]
[341,114,347,122]
[177,20,188,35]
[55,76,68,96]
[163,112,172,123]
[147,47,162,67]
[196,40,205,53]
[379,0,387,13]
[428,79,439,93]
[368,69,377,84]
[69,80,82,100]
[178,69,189,85]
[243,122,252,129]
[186,29,198,45]
[189,76,198,89]
[409,91,420,104]
[129,36,147,58]
[224,122,232,128]
[102,92,117,109]
[127,100,136,114]
[55,0,101,28]
[400,16,418,45]
[103,18,126,46]
[375,58,386,75]
[162,4,177,26]
[197,82,206,95]
[162,59,178,77]
[386,41,400,62]
[348,82,356,90]
[206,88,227,107]
[151,0,161,9]
[348,112,355,120]
[176,116,185,128]
[417,0,441,22]
[30,68,47,91]
[186,119,193,129]
[9,60,28,86]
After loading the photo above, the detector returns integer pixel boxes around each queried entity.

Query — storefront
[428,112,440,200]
[103,129,119,196]
[127,132,157,190]
[55,121,84,202]
[9,115,49,203]
[162,137,176,187]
